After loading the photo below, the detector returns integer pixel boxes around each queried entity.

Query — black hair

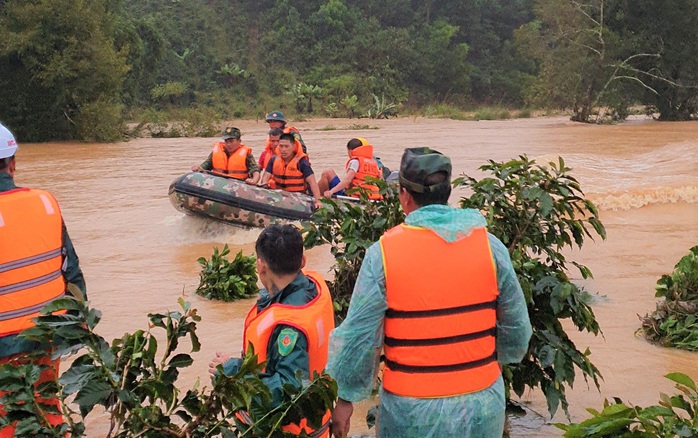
[279,133,294,143]
[268,128,284,136]
[255,224,303,275]
[402,171,451,206]
[346,138,363,150]
[0,156,14,172]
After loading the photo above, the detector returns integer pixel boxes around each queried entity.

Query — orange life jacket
[242,270,334,437]
[260,140,277,169]
[346,144,382,200]
[271,152,308,192]
[379,225,500,398]
[211,142,252,180]
[0,188,66,338]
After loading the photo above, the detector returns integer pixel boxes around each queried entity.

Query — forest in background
[0,0,696,141]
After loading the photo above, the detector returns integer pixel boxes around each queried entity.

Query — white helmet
[0,123,18,159]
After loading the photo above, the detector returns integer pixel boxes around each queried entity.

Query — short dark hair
[0,156,14,172]
[402,171,451,206]
[346,138,363,150]
[255,224,304,275]
[279,133,294,143]
[268,128,284,136]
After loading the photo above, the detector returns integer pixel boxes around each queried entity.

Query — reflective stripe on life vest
[211,143,251,179]
[380,224,500,398]
[271,153,308,192]
[0,188,66,337]
[346,144,382,200]
[242,270,334,437]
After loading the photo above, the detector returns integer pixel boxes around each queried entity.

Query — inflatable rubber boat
[169,172,315,228]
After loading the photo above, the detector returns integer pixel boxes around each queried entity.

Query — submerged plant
[454,155,606,418]
[640,245,698,350]
[196,244,258,302]
[556,372,698,437]
[0,298,336,437]
[302,179,404,321]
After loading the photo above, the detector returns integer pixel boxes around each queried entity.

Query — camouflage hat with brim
[222,127,241,140]
[265,111,286,123]
[399,147,452,193]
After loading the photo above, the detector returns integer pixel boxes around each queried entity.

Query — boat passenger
[191,127,260,185]
[260,133,322,209]
[265,110,308,156]
[317,138,384,200]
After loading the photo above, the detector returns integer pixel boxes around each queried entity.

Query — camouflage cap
[399,147,452,193]
[222,127,241,140]
[265,111,286,123]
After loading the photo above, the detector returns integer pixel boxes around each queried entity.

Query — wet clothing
[265,154,314,193]
[0,173,87,359]
[326,205,532,437]
[221,272,324,407]
[199,149,259,177]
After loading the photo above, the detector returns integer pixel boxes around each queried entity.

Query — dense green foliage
[555,373,698,437]
[196,244,259,302]
[454,156,606,418]
[1,0,695,140]
[303,180,403,320]
[0,298,336,437]
[640,246,698,351]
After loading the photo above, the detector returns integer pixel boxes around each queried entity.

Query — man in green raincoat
[327,147,532,438]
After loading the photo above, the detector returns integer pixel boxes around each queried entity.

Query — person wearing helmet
[265,110,308,156]
[191,127,260,184]
[0,123,87,436]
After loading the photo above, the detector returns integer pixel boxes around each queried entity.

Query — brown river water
[14,116,698,436]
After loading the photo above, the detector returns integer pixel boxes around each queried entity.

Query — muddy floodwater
[15,116,698,436]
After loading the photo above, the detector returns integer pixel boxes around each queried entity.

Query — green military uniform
[221,272,317,406]
[0,172,87,358]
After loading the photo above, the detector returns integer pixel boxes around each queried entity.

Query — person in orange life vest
[327,148,532,438]
[0,123,87,437]
[317,138,383,200]
[265,110,308,155]
[259,133,322,209]
[191,127,260,184]
[256,128,282,189]
[208,224,334,436]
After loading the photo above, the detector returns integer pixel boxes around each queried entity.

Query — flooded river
[14,116,698,436]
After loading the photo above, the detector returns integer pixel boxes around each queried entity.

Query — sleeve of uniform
[260,324,310,407]
[489,233,531,364]
[326,242,387,402]
[200,153,213,171]
[62,224,87,300]
[298,158,314,178]
[265,155,276,174]
[245,153,260,175]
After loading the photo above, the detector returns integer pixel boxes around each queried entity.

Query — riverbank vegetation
[0,298,336,437]
[555,372,698,437]
[0,0,696,141]
[196,244,259,302]
[640,246,698,351]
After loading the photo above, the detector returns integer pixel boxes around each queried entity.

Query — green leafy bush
[196,244,258,302]
[555,373,698,437]
[640,246,698,350]
[454,156,606,418]
[302,179,404,320]
[0,298,337,437]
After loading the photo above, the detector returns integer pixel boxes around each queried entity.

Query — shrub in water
[196,244,258,302]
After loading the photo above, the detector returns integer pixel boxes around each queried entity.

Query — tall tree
[0,0,129,141]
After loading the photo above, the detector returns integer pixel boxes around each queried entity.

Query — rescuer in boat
[317,137,384,200]
[192,127,260,185]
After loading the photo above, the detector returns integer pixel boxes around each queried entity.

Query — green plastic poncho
[326,205,532,437]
